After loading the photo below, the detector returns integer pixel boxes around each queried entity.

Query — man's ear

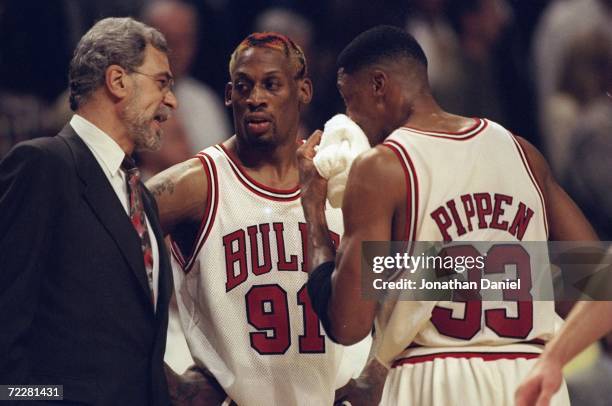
[298,77,313,105]
[105,64,130,100]
[224,82,233,107]
[371,69,387,97]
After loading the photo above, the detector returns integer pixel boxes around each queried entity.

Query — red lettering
[431,206,453,242]
[247,224,272,276]
[446,199,467,237]
[273,223,298,271]
[508,203,534,240]
[474,193,493,229]
[461,194,476,232]
[224,229,248,291]
[490,194,513,230]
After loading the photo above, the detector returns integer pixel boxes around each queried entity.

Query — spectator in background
[532,0,612,129]
[542,30,612,177]
[563,46,612,239]
[440,0,511,124]
[143,0,230,156]
[405,0,460,101]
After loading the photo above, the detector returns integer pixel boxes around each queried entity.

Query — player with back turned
[298,25,598,405]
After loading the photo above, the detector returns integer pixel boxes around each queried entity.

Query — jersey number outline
[245,283,325,355]
[431,244,533,340]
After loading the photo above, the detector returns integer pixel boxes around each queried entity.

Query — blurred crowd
[1,1,612,237]
[2,0,612,240]
[1,0,611,240]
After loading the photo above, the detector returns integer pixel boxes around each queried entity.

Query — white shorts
[380,352,570,406]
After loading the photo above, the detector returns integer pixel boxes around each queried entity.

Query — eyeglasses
[132,70,175,93]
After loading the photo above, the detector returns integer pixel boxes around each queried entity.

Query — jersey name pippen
[430,192,534,241]
[223,222,340,292]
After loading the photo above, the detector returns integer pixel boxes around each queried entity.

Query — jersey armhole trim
[171,151,219,273]
[382,140,418,253]
[509,134,549,238]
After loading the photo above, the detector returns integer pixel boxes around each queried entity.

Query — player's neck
[226,137,300,189]
[404,99,475,133]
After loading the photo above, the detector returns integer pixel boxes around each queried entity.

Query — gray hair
[68,17,168,111]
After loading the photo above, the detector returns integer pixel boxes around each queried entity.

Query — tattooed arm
[146,158,208,235]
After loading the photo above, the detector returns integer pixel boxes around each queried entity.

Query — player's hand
[515,357,564,406]
[334,359,387,406]
[166,364,229,405]
[297,130,327,210]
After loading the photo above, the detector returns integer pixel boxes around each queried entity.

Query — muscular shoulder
[146,157,208,234]
[514,136,553,192]
[349,145,405,184]
[344,145,406,214]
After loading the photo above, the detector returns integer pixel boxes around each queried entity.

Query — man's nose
[164,90,178,109]
[246,85,267,107]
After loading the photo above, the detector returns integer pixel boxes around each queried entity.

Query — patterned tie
[122,156,155,306]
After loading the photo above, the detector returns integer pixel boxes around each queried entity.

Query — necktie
[121,156,155,306]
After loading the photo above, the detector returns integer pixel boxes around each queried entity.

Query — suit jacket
[0,125,172,405]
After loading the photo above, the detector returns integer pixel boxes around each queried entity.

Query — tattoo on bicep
[150,179,175,198]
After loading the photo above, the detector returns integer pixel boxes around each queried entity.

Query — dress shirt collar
[70,114,126,177]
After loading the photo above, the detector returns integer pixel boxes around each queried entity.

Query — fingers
[298,130,323,160]
[306,129,323,145]
[515,380,540,406]
[535,390,553,406]
[535,377,560,406]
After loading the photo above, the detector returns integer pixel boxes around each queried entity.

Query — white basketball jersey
[171,145,365,406]
[374,119,562,365]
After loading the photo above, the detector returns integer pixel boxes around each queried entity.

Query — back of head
[336,25,428,75]
[228,32,308,80]
[69,17,168,111]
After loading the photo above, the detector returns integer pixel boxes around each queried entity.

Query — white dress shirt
[70,114,160,311]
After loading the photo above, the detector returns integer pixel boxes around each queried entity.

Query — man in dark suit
[0,17,177,405]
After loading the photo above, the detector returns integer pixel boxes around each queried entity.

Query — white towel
[313,114,371,208]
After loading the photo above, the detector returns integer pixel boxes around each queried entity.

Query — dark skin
[148,47,312,237]
[147,46,328,404]
[298,58,599,404]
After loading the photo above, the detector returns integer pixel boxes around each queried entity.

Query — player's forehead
[231,47,291,79]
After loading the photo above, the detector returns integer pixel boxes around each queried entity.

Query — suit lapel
[58,126,154,306]
[142,188,172,319]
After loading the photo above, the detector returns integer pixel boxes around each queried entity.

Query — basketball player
[147,33,368,406]
[298,26,598,405]
[516,301,612,406]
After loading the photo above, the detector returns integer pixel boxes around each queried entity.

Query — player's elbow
[327,317,372,345]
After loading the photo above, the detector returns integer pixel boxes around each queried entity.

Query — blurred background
[4,0,610,235]
[1,0,611,399]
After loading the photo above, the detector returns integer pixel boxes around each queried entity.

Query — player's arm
[516,137,600,316]
[516,301,612,406]
[145,158,208,236]
[514,137,605,406]
[299,133,404,345]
